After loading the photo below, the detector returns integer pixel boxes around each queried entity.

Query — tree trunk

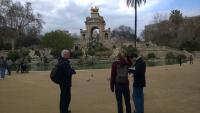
[134,0,137,48]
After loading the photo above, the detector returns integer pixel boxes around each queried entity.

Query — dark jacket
[110,58,132,92]
[58,57,76,87]
[0,58,7,68]
[129,57,146,87]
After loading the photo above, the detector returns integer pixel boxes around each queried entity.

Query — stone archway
[80,6,111,48]
[90,26,99,39]
[90,26,100,48]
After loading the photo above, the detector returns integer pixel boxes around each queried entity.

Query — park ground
[0,60,200,113]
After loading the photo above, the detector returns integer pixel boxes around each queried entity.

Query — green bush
[71,50,83,58]
[147,53,156,59]
[166,52,176,59]
[41,31,74,52]
[93,46,111,57]
[50,49,61,58]
[95,47,110,52]
[179,41,200,51]
[78,56,96,65]
[86,46,111,57]
[86,48,95,56]
[7,51,19,62]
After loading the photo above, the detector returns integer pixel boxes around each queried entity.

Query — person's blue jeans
[115,85,132,113]
[7,65,12,75]
[133,87,144,113]
[0,68,6,79]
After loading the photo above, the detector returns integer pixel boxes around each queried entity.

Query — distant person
[178,56,182,66]
[20,58,25,73]
[15,58,22,73]
[189,55,193,64]
[110,53,132,113]
[0,56,7,79]
[128,53,146,113]
[24,58,29,72]
[58,49,76,113]
[21,58,28,73]
[6,57,13,75]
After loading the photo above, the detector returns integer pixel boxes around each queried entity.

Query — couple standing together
[110,52,146,113]
[56,49,145,113]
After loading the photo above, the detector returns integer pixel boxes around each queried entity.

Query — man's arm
[129,61,145,76]
[71,68,76,75]
[128,68,135,74]
[126,57,132,67]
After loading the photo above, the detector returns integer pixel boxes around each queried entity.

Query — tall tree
[169,10,183,37]
[169,9,183,48]
[144,10,200,51]
[111,25,135,41]
[0,0,43,50]
[169,10,183,27]
[126,0,146,48]
[41,31,74,51]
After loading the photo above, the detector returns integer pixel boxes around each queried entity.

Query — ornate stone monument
[80,6,111,48]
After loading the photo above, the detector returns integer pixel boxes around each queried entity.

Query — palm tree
[126,0,146,48]
[169,9,183,30]
[169,9,183,48]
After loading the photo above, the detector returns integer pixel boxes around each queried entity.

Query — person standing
[0,56,7,79]
[110,53,132,113]
[189,55,193,64]
[6,57,13,75]
[20,58,26,73]
[178,55,182,66]
[59,49,76,113]
[15,58,22,73]
[128,53,146,113]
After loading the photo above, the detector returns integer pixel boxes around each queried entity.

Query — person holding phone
[128,53,146,113]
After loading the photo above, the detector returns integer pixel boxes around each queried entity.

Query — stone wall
[138,46,192,59]
[121,42,192,59]
[193,51,200,58]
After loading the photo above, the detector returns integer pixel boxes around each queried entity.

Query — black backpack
[50,62,62,84]
[115,64,129,84]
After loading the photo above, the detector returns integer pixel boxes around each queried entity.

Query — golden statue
[91,6,99,13]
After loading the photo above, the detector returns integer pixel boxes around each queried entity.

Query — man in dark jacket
[128,53,146,113]
[59,49,76,113]
[110,53,132,113]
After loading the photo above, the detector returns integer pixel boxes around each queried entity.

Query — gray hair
[61,49,70,58]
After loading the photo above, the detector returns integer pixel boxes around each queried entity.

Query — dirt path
[0,61,200,113]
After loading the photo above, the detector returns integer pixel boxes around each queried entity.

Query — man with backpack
[110,53,132,113]
[0,56,7,79]
[128,53,146,113]
[56,49,76,113]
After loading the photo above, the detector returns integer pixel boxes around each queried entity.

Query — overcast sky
[13,0,200,35]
